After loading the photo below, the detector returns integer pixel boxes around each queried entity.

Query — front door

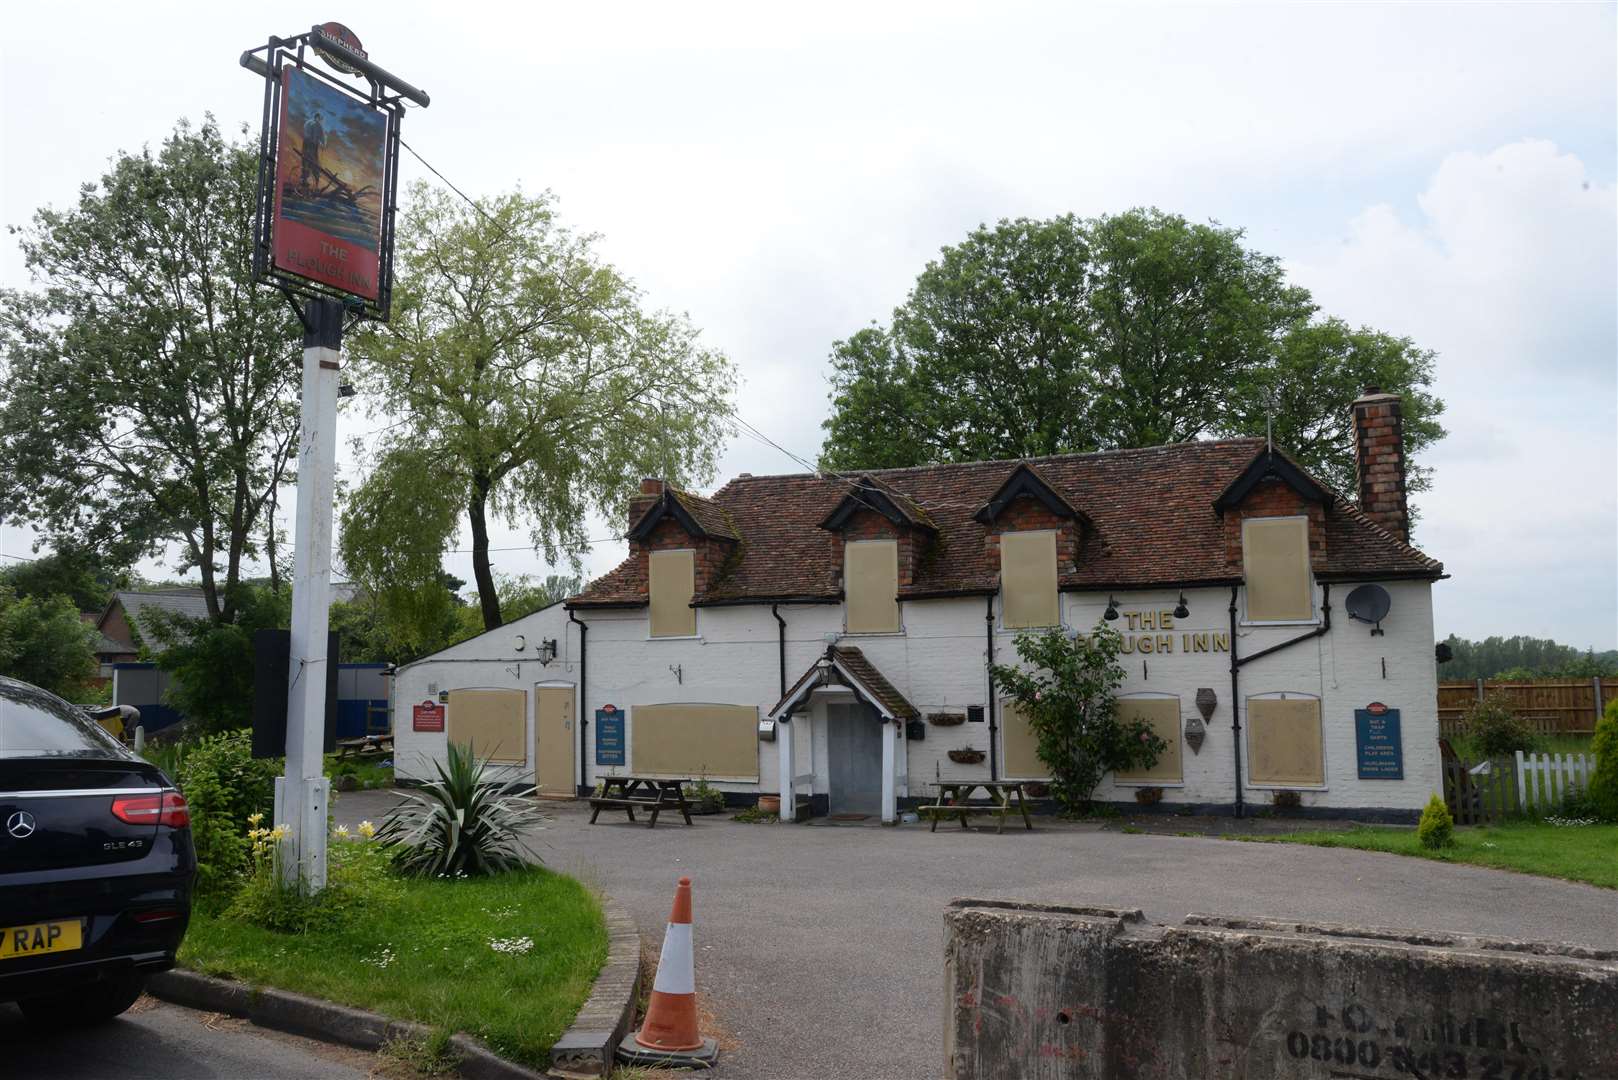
[826,703,883,815]
[534,685,576,798]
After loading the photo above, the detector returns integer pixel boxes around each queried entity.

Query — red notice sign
[412,700,446,732]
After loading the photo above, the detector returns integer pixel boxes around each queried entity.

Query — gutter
[1226,582,1333,818]
[985,595,998,781]
[569,610,588,794]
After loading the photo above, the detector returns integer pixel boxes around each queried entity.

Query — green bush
[225,833,391,933]
[1417,793,1455,850]
[1587,698,1618,823]
[155,729,280,907]
[1462,694,1537,758]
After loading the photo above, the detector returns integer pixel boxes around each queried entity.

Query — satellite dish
[1345,584,1391,636]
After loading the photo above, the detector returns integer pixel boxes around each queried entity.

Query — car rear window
[0,678,130,759]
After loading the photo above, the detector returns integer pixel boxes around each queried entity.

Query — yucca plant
[374,741,547,878]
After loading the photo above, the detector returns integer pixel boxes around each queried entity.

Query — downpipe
[1227,582,1333,818]
[569,610,588,795]
[771,603,787,700]
[986,595,998,781]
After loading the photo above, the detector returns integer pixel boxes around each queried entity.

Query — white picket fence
[1514,750,1595,813]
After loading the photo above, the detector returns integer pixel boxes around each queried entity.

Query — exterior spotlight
[337,382,358,398]
[1103,596,1120,621]
[539,638,558,665]
[1174,593,1190,619]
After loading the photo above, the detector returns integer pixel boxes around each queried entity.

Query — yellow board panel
[447,688,526,764]
[845,540,899,633]
[649,549,697,638]
[1001,531,1059,629]
[1243,516,1313,622]
[1000,700,1048,779]
[534,686,575,796]
[1114,698,1183,782]
[1247,697,1324,786]
[632,703,759,780]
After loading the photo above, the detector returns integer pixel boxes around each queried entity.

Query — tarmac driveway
[333,792,1618,1080]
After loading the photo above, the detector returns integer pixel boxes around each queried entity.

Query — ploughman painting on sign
[271,66,388,301]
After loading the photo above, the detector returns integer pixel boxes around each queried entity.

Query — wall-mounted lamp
[1103,596,1120,621]
[538,638,558,665]
[337,383,358,398]
[1174,592,1190,619]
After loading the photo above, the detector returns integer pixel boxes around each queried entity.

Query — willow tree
[342,184,735,632]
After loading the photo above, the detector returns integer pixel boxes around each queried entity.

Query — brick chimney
[1351,387,1409,542]
[627,478,664,532]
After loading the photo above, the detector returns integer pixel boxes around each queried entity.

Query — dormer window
[649,549,697,637]
[1242,516,1313,623]
[1000,530,1059,629]
[845,539,899,634]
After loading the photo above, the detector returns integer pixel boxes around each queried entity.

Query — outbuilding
[393,390,1443,821]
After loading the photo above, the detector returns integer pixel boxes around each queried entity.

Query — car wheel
[18,971,147,1025]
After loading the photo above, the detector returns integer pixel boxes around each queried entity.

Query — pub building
[394,390,1442,822]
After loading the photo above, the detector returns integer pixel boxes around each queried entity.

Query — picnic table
[923,779,1033,834]
[588,775,695,828]
[336,734,393,759]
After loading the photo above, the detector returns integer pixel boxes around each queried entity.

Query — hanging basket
[927,712,967,727]
[947,748,986,765]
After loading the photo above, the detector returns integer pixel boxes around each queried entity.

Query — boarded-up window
[1113,697,1183,783]
[845,540,899,633]
[1000,701,1048,779]
[1247,696,1324,786]
[1001,530,1059,629]
[631,704,759,780]
[649,549,697,637]
[447,688,525,764]
[1242,516,1313,622]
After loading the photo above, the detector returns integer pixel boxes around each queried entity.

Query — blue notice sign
[1354,705,1403,780]
[595,706,625,766]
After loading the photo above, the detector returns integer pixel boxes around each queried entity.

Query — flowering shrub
[990,626,1163,812]
[224,815,391,933]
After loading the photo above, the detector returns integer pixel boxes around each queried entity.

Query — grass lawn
[179,851,607,1069]
[1240,821,1618,890]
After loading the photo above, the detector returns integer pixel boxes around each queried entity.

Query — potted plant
[1133,785,1164,805]
[947,747,986,765]
[1271,789,1303,811]
[927,711,967,727]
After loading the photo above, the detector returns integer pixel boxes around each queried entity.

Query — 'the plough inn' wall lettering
[1083,611,1230,655]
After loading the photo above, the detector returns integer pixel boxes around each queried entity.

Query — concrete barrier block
[945,899,1618,1080]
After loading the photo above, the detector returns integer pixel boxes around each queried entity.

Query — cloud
[1289,141,1617,649]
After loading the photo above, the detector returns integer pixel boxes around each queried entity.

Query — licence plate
[0,919,83,960]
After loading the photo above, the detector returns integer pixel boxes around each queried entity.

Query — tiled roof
[672,490,741,541]
[572,439,1443,606]
[768,645,920,720]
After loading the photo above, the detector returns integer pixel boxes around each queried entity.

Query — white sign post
[272,299,343,890]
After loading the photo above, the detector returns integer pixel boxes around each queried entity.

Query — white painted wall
[393,579,1440,812]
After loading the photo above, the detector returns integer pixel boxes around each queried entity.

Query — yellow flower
[357,820,376,839]
[271,824,292,841]
[247,812,264,827]
[333,824,349,838]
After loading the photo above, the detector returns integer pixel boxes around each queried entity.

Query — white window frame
[1242,691,1327,792]
[647,547,700,640]
[842,538,905,636]
[998,528,1063,632]
[1111,691,1185,788]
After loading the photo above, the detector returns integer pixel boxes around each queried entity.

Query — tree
[989,626,1164,812]
[820,210,1446,515]
[0,547,128,614]
[1438,634,1618,680]
[343,184,736,631]
[0,118,300,626]
[142,583,290,735]
[496,573,583,622]
[0,585,100,699]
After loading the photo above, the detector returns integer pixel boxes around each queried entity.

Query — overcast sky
[2,2,1614,649]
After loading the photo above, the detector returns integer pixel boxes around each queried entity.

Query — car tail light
[133,909,182,923]
[111,791,190,828]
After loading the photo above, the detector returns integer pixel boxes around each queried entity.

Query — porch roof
[767,645,919,722]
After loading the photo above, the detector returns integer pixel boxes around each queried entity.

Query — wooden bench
[336,734,393,760]
[588,776,695,828]
[923,780,1033,834]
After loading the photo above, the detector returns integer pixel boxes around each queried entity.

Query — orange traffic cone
[618,876,719,1068]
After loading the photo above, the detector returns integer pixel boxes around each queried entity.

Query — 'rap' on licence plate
[0,920,83,960]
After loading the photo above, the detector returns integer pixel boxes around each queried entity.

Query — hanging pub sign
[270,66,389,302]
[240,24,429,321]
[595,705,625,766]
[1354,702,1403,780]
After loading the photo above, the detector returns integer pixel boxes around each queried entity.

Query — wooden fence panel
[1441,756,1517,825]
[1438,678,1607,736]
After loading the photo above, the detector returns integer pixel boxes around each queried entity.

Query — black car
[0,675,195,1023]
